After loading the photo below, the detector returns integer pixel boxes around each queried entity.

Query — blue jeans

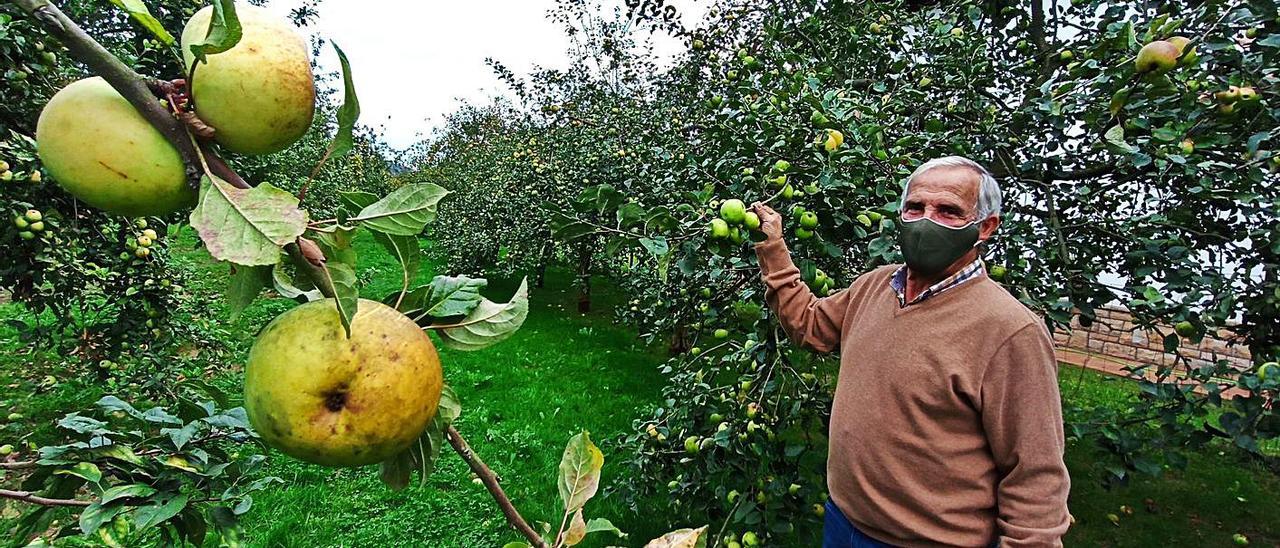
[822,500,896,548]
[821,500,1001,548]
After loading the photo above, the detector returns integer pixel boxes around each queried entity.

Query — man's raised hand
[751,202,783,242]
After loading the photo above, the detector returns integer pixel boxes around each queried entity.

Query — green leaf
[79,501,124,535]
[189,176,309,266]
[227,264,272,320]
[436,384,461,424]
[502,544,532,548]
[378,447,414,491]
[432,278,529,351]
[209,506,244,548]
[584,517,626,537]
[308,226,358,266]
[371,231,421,288]
[557,431,604,512]
[339,191,378,217]
[549,213,599,242]
[187,0,242,66]
[405,275,487,319]
[639,237,669,257]
[328,43,361,160]
[99,484,157,504]
[644,526,708,548]
[133,494,190,529]
[1103,125,1136,154]
[96,444,144,466]
[272,259,324,301]
[323,262,359,338]
[55,462,101,484]
[352,184,449,236]
[106,0,175,45]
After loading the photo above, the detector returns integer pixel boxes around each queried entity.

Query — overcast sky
[259,0,707,150]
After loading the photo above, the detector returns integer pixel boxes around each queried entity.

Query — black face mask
[897,216,980,276]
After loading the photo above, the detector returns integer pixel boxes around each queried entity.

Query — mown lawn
[1,232,1278,546]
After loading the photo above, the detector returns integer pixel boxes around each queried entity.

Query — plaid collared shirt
[889,259,986,307]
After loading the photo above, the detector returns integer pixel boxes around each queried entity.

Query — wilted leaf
[107,0,175,45]
[557,431,603,512]
[432,278,529,351]
[187,0,241,65]
[378,447,414,491]
[564,509,587,546]
[189,176,309,266]
[352,184,449,236]
[644,526,708,548]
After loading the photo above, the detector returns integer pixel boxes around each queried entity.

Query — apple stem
[444,424,546,547]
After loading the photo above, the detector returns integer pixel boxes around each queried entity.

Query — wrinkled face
[901,166,981,228]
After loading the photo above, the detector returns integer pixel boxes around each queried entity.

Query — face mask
[897,216,980,276]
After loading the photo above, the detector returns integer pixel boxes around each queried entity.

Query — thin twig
[444,425,546,547]
[0,488,92,507]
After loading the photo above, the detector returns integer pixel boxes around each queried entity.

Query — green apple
[789,483,801,495]
[1175,321,1197,338]
[28,221,44,232]
[244,298,444,467]
[709,218,731,238]
[0,444,12,455]
[38,77,193,216]
[1233,533,1249,546]
[142,228,158,240]
[950,27,964,37]
[684,436,700,454]
[134,247,151,258]
[690,347,702,356]
[720,199,747,223]
[24,209,41,222]
[714,328,729,339]
[1180,139,1195,155]
[18,231,34,240]
[773,159,791,172]
[709,413,724,423]
[1257,362,1276,381]
[857,214,873,228]
[989,264,1008,281]
[795,227,814,239]
[137,236,152,248]
[742,531,759,546]
[7,413,23,421]
[13,217,28,229]
[743,211,761,230]
[800,211,818,228]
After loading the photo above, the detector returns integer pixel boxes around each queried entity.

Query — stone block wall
[1050,306,1253,374]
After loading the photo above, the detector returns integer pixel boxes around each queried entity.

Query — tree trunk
[668,322,691,355]
[576,245,591,313]
[535,242,550,289]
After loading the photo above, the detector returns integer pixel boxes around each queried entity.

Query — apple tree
[521,0,1280,542]
[2,0,710,545]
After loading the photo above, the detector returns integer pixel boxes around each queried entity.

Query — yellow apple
[181,5,315,155]
[1135,40,1180,74]
[245,298,444,467]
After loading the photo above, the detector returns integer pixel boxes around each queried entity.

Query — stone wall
[1050,306,1252,374]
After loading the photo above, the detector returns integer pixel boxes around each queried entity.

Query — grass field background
[1,232,1277,546]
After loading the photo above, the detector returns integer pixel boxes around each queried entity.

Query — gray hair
[900,156,1003,221]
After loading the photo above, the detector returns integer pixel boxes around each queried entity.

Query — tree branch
[445,425,546,547]
[0,488,92,507]
[0,460,38,470]
[12,0,202,186]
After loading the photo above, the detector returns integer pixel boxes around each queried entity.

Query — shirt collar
[890,259,986,307]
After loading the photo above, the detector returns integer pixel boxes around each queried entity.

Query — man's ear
[978,215,1000,242]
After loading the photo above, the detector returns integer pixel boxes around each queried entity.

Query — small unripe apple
[950,27,964,37]
[788,483,801,495]
[28,221,44,232]
[1238,86,1259,102]
[135,247,151,258]
[7,413,23,421]
[18,231,34,240]
[13,217,28,229]
[28,171,41,183]
[142,228,158,240]
[24,209,42,222]
[1180,139,1195,155]
[714,328,729,339]
[690,347,702,356]
[1059,50,1074,61]
[684,436,700,454]
[0,444,13,455]
[1136,40,1180,74]
[137,236,153,248]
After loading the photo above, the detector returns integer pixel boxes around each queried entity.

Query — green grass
[2,232,1279,546]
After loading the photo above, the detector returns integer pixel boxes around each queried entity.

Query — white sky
[261,0,707,150]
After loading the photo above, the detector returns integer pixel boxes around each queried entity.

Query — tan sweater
[755,237,1070,547]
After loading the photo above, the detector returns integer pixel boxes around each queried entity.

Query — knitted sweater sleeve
[980,322,1072,547]
[753,237,851,354]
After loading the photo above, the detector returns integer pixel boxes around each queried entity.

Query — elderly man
[751,156,1070,548]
